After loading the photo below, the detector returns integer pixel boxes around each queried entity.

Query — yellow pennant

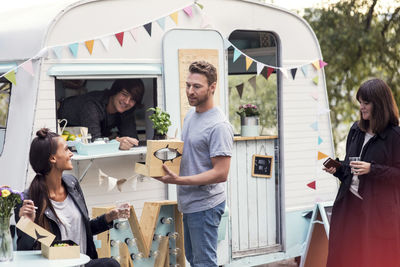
[318,151,329,160]
[85,40,94,55]
[170,12,179,25]
[312,76,319,85]
[245,57,253,71]
[4,70,16,85]
[312,60,320,70]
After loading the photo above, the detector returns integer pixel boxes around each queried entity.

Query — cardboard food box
[135,139,184,177]
[16,216,80,259]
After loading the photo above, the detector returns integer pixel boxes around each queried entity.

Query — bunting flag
[318,106,330,115]
[183,6,193,17]
[115,32,124,46]
[312,60,320,70]
[307,181,316,190]
[52,46,63,59]
[233,49,241,62]
[236,83,244,98]
[196,2,204,9]
[319,60,328,69]
[248,76,257,92]
[256,62,264,75]
[318,136,323,145]
[290,68,297,80]
[170,11,179,25]
[156,17,166,31]
[280,68,288,79]
[260,67,274,81]
[310,121,318,131]
[310,90,318,100]
[85,40,94,55]
[143,22,152,36]
[301,65,309,77]
[99,169,138,192]
[245,57,253,71]
[21,60,34,76]
[129,28,139,42]
[100,36,111,50]
[4,70,16,85]
[201,13,211,28]
[312,76,319,85]
[224,39,232,50]
[318,151,329,160]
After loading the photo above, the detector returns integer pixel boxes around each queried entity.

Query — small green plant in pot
[147,107,172,140]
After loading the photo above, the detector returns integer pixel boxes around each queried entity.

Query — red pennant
[307,181,316,190]
[115,32,124,46]
[260,67,274,81]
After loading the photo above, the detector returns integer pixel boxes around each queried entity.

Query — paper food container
[16,216,80,259]
[135,139,184,177]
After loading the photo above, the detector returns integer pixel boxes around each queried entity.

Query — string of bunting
[99,169,143,192]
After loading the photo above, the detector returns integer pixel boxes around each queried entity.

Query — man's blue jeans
[183,201,225,267]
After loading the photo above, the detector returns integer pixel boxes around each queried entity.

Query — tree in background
[303,0,400,152]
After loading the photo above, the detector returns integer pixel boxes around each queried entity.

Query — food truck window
[0,79,11,155]
[55,78,157,146]
[228,30,278,136]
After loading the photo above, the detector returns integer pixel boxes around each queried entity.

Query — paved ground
[257,258,299,267]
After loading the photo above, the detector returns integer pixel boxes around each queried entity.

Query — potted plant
[236,104,260,137]
[147,107,172,140]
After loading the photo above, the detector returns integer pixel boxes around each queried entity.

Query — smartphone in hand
[323,158,341,169]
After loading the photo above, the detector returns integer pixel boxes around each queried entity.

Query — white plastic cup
[349,156,361,174]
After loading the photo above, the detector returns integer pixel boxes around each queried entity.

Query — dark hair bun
[36,128,50,139]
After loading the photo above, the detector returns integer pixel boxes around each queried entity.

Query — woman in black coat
[15,128,127,267]
[324,78,400,267]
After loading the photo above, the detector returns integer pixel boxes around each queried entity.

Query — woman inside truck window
[15,128,128,267]
[58,79,144,150]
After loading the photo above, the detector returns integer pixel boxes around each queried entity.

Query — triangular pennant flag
[143,22,152,36]
[312,60,320,70]
[236,83,244,98]
[318,151,329,160]
[310,90,318,100]
[21,60,34,76]
[248,76,257,92]
[233,49,241,62]
[245,57,253,71]
[100,36,111,51]
[33,48,49,60]
[196,2,204,9]
[116,178,127,192]
[290,68,297,80]
[129,176,138,191]
[85,40,94,55]
[224,39,232,50]
[318,105,330,115]
[301,65,309,77]
[307,181,316,190]
[318,136,323,145]
[201,13,211,28]
[99,169,108,186]
[260,67,274,80]
[4,70,16,85]
[319,60,328,69]
[170,11,179,25]
[312,76,319,85]
[129,28,139,42]
[310,121,318,131]
[68,43,79,58]
[156,17,166,31]
[256,62,264,75]
[108,177,118,192]
[52,46,63,59]
[115,32,124,46]
[183,6,193,17]
[280,68,288,79]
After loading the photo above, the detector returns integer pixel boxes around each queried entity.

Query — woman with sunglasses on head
[15,128,128,267]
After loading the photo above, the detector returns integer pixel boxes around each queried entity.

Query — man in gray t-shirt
[156,61,233,267]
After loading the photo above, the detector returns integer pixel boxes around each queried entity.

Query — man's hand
[154,164,186,185]
[116,137,139,150]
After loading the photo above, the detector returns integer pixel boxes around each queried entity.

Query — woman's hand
[105,206,131,223]
[116,137,139,150]
[323,167,337,174]
[19,200,36,222]
[349,161,371,175]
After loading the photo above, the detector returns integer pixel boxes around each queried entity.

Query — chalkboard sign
[251,154,273,178]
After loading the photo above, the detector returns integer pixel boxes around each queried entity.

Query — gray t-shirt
[178,107,234,213]
[50,195,87,254]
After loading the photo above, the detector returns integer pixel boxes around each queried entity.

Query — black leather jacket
[15,174,113,259]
